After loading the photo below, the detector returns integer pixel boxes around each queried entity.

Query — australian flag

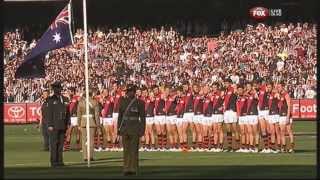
[15,3,73,79]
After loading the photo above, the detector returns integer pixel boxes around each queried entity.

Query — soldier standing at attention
[47,82,70,167]
[38,89,50,151]
[118,84,146,176]
[77,89,100,161]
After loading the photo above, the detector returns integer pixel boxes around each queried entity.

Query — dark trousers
[41,123,49,150]
[122,134,140,173]
[49,129,65,166]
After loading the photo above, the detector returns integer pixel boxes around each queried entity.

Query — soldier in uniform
[47,82,70,167]
[77,89,100,161]
[118,84,146,176]
[39,89,50,151]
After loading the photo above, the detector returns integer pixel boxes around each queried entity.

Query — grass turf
[4,121,317,179]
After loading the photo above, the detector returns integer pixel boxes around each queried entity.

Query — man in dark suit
[118,84,146,176]
[39,89,50,151]
[47,81,70,167]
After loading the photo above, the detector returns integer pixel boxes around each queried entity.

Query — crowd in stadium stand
[4,22,317,102]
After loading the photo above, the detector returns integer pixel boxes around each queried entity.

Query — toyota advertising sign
[4,103,41,124]
[4,103,27,124]
[26,103,42,123]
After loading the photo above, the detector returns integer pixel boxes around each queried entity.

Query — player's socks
[246,144,249,150]
[271,143,276,151]
[209,136,215,148]
[94,134,99,149]
[277,144,281,150]
[157,135,162,149]
[203,136,209,149]
[235,139,241,150]
[75,140,81,150]
[141,140,146,149]
[192,141,197,149]
[99,134,104,148]
[175,143,179,150]
[255,143,259,150]
[180,142,184,149]
[241,143,245,149]
[63,134,71,151]
[183,142,188,149]
[172,143,176,150]
[289,142,295,150]
[64,141,71,151]
[262,134,268,149]
[220,143,224,149]
[267,133,272,149]
[197,141,203,149]
[107,141,112,149]
[163,135,167,149]
[96,133,102,149]
[226,132,232,149]
[186,142,190,149]
[111,142,115,149]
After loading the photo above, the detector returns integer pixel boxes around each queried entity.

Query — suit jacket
[77,97,100,128]
[47,95,70,130]
[118,95,146,137]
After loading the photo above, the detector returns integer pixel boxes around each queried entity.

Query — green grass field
[4,121,317,179]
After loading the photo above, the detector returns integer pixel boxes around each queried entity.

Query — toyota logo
[8,106,25,118]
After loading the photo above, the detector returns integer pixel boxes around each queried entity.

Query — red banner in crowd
[3,100,317,124]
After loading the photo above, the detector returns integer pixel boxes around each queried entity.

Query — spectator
[3,22,317,102]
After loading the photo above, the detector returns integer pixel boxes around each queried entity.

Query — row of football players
[63,80,294,153]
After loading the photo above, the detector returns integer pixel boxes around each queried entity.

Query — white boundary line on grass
[5,153,316,167]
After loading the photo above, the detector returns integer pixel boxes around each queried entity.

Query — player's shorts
[183,112,194,123]
[202,116,213,125]
[70,117,78,126]
[246,115,258,125]
[238,116,247,125]
[279,116,288,125]
[154,115,166,125]
[258,110,269,120]
[112,113,119,122]
[176,117,184,125]
[212,114,223,123]
[193,115,203,124]
[103,117,113,126]
[146,117,155,125]
[267,114,280,124]
[224,110,238,123]
[166,116,177,125]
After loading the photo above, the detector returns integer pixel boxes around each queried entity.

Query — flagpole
[83,0,91,167]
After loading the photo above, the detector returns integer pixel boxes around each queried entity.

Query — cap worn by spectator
[126,84,137,93]
[51,81,62,90]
